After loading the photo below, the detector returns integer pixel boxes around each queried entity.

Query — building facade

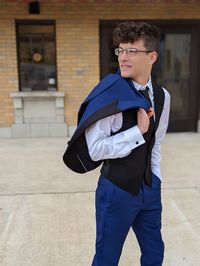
[0,0,200,137]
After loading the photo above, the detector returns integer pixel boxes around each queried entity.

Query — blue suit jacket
[63,73,151,173]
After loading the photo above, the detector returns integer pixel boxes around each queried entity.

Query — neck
[132,76,150,86]
[131,71,151,85]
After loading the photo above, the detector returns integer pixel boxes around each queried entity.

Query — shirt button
[136,141,139,145]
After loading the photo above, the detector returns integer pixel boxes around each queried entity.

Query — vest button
[136,141,139,145]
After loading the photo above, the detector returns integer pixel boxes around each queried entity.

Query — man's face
[118,39,157,83]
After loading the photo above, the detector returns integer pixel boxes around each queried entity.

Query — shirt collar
[132,76,153,94]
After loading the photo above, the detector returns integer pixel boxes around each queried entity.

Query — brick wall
[0,19,18,126]
[0,0,200,128]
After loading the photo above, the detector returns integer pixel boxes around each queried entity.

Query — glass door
[152,26,198,132]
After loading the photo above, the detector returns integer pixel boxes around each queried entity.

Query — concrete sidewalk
[0,133,200,266]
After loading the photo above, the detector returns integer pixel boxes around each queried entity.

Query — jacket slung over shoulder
[63,73,152,174]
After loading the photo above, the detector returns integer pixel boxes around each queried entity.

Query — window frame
[15,20,57,92]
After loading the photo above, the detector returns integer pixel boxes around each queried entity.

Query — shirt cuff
[123,125,145,150]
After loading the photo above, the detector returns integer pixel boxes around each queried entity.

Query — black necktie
[139,86,154,132]
[139,86,151,103]
[139,86,155,187]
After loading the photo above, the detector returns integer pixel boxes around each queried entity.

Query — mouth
[120,65,132,70]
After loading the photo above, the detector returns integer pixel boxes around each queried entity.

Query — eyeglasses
[115,47,153,57]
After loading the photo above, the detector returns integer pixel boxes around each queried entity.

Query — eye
[128,49,137,55]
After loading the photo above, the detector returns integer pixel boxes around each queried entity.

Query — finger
[148,107,154,113]
[147,108,155,118]
[138,108,145,112]
[141,108,148,114]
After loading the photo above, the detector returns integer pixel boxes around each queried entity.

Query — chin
[120,71,131,78]
[121,73,135,81]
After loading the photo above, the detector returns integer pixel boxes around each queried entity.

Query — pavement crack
[163,186,199,190]
[0,186,199,197]
[0,190,95,197]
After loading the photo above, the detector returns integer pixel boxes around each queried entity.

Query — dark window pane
[17,23,56,91]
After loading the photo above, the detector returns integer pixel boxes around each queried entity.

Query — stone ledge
[8,91,68,137]
[10,91,65,98]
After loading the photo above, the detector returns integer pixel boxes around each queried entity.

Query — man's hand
[137,108,154,134]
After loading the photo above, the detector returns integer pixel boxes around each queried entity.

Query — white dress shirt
[85,77,170,181]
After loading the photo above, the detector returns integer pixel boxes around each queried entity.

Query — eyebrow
[118,47,138,50]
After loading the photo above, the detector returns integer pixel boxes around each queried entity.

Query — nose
[119,50,128,61]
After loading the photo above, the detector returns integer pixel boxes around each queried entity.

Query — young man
[85,22,170,266]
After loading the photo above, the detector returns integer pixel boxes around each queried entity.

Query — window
[16,21,57,91]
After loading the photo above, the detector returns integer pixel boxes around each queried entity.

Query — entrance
[100,21,200,132]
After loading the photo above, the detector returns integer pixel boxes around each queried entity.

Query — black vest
[100,83,165,195]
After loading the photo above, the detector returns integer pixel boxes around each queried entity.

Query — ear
[149,51,158,64]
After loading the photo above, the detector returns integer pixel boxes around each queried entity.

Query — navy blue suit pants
[92,174,164,266]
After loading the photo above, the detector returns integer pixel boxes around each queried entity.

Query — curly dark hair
[113,21,161,52]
